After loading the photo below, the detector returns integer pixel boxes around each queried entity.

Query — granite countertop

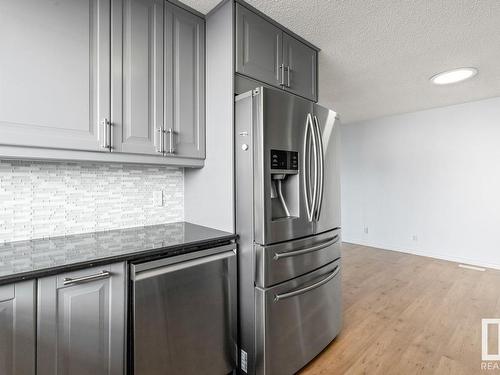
[0,222,236,285]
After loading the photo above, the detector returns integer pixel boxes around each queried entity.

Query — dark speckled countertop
[0,222,236,285]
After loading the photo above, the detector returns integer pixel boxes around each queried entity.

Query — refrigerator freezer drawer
[255,259,342,375]
[255,229,341,288]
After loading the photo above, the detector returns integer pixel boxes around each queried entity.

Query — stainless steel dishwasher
[130,243,237,375]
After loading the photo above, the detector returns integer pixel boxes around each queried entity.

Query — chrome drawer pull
[274,265,340,302]
[273,235,339,260]
[63,270,111,286]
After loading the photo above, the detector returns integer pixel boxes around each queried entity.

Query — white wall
[341,96,500,269]
[185,1,234,233]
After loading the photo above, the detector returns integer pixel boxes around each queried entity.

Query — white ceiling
[184,0,500,123]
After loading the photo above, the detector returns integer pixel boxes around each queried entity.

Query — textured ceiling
[184,0,500,123]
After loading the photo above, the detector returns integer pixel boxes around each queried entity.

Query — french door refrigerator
[235,86,342,375]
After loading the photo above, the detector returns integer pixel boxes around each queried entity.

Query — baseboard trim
[342,238,500,271]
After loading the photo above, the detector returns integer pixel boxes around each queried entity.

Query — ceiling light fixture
[430,67,478,85]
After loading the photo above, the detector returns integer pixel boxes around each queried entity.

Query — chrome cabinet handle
[100,118,111,150]
[63,270,111,286]
[155,128,164,153]
[279,63,285,86]
[285,66,291,87]
[274,235,339,260]
[166,128,175,154]
[274,265,340,302]
[303,113,317,222]
[109,120,114,151]
[313,115,325,221]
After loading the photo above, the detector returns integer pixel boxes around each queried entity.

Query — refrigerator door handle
[303,113,317,222]
[313,115,325,221]
[273,235,339,260]
[274,265,340,302]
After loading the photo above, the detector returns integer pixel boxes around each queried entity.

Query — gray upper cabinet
[37,263,126,375]
[235,3,283,88]
[165,3,206,159]
[0,0,205,166]
[0,0,109,151]
[116,0,164,155]
[114,0,205,160]
[283,34,317,101]
[234,3,318,101]
[0,280,36,375]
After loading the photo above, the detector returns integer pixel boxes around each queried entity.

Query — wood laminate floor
[299,243,500,375]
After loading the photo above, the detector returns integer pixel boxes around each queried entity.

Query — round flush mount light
[430,67,478,85]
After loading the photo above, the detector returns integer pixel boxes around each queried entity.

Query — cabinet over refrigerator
[235,87,342,375]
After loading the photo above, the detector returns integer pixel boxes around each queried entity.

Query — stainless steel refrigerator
[235,86,342,375]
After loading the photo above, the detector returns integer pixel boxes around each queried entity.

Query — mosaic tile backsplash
[0,160,184,243]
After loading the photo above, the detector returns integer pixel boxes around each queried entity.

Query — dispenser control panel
[271,150,298,171]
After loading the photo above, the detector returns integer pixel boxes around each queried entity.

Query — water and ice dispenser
[270,149,299,220]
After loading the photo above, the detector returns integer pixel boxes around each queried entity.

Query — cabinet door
[37,263,126,375]
[235,4,283,88]
[283,34,317,101]
[0,0,110,151]
[0,281,36,375]
[116,0,164,155]
[165,4,205,159]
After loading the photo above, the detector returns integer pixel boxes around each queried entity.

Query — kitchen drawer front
[255,229,341,287]
[255,260,342,375]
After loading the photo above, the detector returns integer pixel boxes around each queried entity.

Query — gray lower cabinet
[0,280,36,375]
[37,263,126,375]
[235,3,283,88]
[165,3,206,159]
[283,34,317,101]
[0,0,109,152]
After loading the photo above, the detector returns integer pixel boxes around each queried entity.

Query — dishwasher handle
[133,250,236,281]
